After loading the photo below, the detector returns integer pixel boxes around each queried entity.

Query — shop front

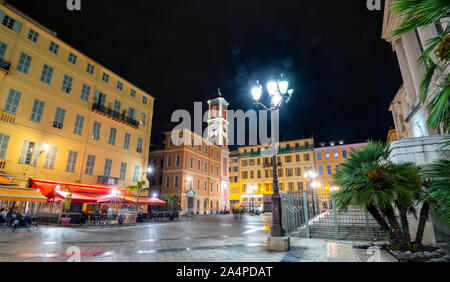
[29,178,166,225]
[240,194,264,213]
[0,187,47,212]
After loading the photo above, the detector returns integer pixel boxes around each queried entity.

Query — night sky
[7,0,402,149]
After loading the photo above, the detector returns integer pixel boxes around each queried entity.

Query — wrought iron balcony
[97,176,119,186]
[238,145,314,158]
[0,58,11,74]
[92,103,139,129]
[263,162,282,168]
[0,160,10,174]
[0,111,15,125]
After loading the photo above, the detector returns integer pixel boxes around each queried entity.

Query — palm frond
[392,0,450,36]
[426,78,450,130]
[423,159,450,226]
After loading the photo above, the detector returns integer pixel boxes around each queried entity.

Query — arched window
[211,104,218,118]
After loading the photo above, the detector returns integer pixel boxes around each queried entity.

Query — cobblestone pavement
[0,214,361,262]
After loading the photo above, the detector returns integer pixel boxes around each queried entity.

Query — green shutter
[31,142,41,167]
[94,90,99,103]
[0,9,5,24]
[18,140,29,164]
[0,133,9,159]
[13,20,22,33]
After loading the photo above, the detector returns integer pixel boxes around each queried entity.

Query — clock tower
[207,90,231,212]
[207,90,229,146]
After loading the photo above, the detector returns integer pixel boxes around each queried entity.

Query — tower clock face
[210,124,217,132]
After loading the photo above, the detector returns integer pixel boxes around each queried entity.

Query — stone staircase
[292,207,387,241]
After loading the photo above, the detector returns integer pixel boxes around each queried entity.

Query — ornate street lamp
[251,74,294,244]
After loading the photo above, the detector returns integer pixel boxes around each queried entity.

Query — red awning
[55,191,105,203]
[135,197,166,205]
[30,178,130,197]
[97,196,134,204]
[47,197,65,203]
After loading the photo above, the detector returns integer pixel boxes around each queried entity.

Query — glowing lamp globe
[278,80,289,94]
[271,94,282,107]
[267,81,278,96]
[251,86,262,101]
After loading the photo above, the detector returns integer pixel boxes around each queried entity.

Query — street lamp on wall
[145,166,156,197]
[42,143,51,153]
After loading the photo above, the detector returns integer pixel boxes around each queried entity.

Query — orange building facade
[313,142,367,196]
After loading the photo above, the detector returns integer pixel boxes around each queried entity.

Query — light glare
[251,86,262,101]
[267,81,278,96]
[43,143,51,151]
[271,94,282,107]
[278,80,289,94]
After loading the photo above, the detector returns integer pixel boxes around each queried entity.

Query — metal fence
[281,192,387,241]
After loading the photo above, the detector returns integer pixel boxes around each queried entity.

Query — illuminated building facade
[155,96,230,215]
[0,3,154,192]
[229,138,315,211]
[314,141,367,195]
[382,0,445,139]
[229,139,368,211]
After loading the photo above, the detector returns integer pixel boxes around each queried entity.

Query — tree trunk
[399,207,411,243]
[414,201,430,245]
[137,193,140,218]
[366,204,397,245]
[381,204,407,249]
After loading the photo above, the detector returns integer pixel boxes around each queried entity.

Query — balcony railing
[238,145,314,158]
[92,103,139,129]
[0,160,7,173]
[97,176,119,186]
[263,162,282,168]
[0,111,15,125]
[0,58,11,74]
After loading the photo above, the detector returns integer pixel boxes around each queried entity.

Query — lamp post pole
[251,74,294,241]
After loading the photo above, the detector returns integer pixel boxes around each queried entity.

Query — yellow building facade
[229,138,315,211]
[0,3,154,189]
[229,139,368,210]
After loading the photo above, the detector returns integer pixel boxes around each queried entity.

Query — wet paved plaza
[0,214,361,262]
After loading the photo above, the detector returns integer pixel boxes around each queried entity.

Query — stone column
[402,31,426,102]
[417,25,439,63]
[393,38,417,110]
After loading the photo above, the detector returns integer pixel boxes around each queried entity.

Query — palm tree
[424,159,450,227]
[391,0,450,132]
[332,141,425,249]
[165,194,180,211]
[127,181,149,215]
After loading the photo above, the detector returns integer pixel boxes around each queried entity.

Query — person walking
[118,205,127,225]
[0,207,7,224]
[107,207,114,224]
